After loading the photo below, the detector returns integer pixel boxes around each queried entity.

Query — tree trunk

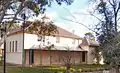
[96,56,100,64]
[66,70,71,73]
[115,66,119,73]
[66,64,71,73]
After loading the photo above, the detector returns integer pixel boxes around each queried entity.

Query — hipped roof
[8,22,82,39]
[80,38,99,47]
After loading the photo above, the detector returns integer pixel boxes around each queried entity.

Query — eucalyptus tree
[90,0,120,72]
[0,0,73,22]
[0,0,73,37]
[25,16,58,37]
[84,32,95,40]
[0,0,73,73]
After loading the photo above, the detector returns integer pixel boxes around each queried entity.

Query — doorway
[29,49,34,65]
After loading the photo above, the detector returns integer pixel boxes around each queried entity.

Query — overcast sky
[42,0,99,37]
[27,0,99,38]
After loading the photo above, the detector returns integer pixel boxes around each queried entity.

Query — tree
[0,22,20,37]
[0,0,73,23]
[24,16,58,67]
[84,32,95,40]
[60,47,74,73]
[0,0,74,42]
[25,16,58,37]
[102,34,120,72]
[91,46,101,64]
[0,0,73,73]
[90,0,120,73]
[84,32,101,64]
[0,0,73,42]
[62,55,72,73]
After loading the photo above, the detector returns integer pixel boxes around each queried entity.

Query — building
[80,38,103,64]
[2,25,99,66]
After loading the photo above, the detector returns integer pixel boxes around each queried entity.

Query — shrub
[70,68,76,72]
[77,69,82,72]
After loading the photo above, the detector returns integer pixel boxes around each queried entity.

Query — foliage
[25,16,58,37]
[0,0,73,23]
[91,0,120,72]
[91,0,120,44]
[95,0,118,44]
[84,32,95,40]
[102,34,120,67]
[0,22,20,37]
[91,46,101,64]
[84,32,101,64]
[0,0,73,38]
[0,64,108,73]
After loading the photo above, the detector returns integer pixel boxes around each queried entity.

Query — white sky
[27,0,100,38]
[42,0,100,38]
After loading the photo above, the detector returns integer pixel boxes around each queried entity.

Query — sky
[27,0,99,38]
[42,0,99,37]
[5,0,99,38]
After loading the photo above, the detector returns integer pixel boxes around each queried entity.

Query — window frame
[12,41,14,52]
[15,41,17,52]
[10,41,11,52]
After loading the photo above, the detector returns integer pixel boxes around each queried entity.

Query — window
[12,41,14,52]
[15,41,17,52]
[10,41,11,52]
[56,37,60,43]
[82,52,86,62]
[42,36,45,42]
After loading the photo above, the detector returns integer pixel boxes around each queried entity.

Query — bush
[70,68,76,72]
[0,64,109,73]
[77,69,82,72]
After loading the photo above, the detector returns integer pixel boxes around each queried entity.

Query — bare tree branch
[10,1,24,24]
[60,8,120,57]
[0,0,16,23]
[5,14,15,16]
[3,17,24,21]
[116,2,120,14]
[61,17,98,34]
[74,12,104,22]
[108,0,114,6]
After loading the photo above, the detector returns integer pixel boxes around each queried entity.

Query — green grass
[0,64,108,73]
[0,61,2,66]
[0,67,65,73]
[72,64,108,71]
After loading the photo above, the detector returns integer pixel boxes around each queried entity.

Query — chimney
[72,30,75,34]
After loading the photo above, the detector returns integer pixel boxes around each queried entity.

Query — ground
[0,62,108,73]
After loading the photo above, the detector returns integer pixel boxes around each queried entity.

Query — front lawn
[0,64,108,73]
